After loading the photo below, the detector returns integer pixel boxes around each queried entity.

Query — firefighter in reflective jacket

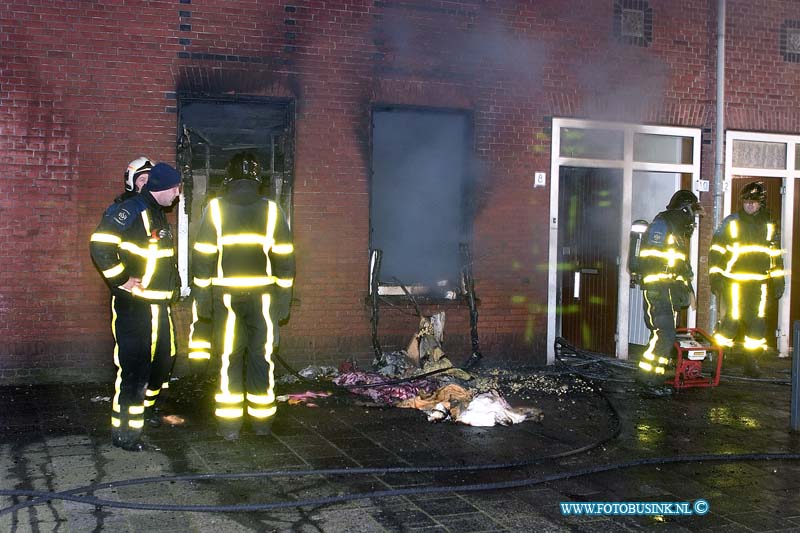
[189,152,295,440]
[637,190,702,392]
[89,163,182,451]
[710,181,784,377]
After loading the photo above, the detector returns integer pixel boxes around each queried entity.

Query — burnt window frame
[368,104,475,302]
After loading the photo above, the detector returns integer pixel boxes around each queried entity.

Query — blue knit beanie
[144,163,181,192]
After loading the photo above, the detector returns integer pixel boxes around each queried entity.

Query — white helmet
[124,156,153,192]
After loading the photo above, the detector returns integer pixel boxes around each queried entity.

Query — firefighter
[709,181,784,377]
[116,156,153,203]
[189,152,295,440]
[637,190,702,395]
[90,163,182,451]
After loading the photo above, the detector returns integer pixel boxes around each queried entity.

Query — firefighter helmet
[124,156,153,192]
[224,152,262,186]
[740,181,766,206]
[667,189,702,218]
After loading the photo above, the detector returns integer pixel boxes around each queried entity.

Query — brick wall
[1,0,797,383]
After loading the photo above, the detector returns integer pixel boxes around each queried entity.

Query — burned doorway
[557,167,622,354]
[370,106,471,298]
[176,97,294,296]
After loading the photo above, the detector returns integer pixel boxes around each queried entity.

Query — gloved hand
[274,289,292,324]
[671,284,691,310]
[709,274,723,296]
[188,318,213,360]
[771,277,785,300]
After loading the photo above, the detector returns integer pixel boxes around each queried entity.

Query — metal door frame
[547,118,702,364]
[724,130,799,357]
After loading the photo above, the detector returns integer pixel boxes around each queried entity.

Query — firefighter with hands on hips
[636,190,703,396]
[90,163,182,451]
[709,181,785,377]
[189,152,295,441]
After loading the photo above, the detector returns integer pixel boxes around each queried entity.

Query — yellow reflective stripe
[141,210,151,235]
[654,367,665,375]
[103,264,125,279]
[220,293,236,399]
[128,405,145,415]
[193,277,212,288]
[144,398,156,407]
[758,283,767,318]
[710,244,727,254]
[119,242,175,258]
[150,304,159,362]
[730,220,738,239]
[713,333,734,347]
[770,270,785,278]
[141,243,158,287]
[767,223,774,242]
[189,340,211,349]
[246,392,275,405]
[272,243,294,254]
[216,392,245,404]
[212,276,275,287]
[128,420,144,429]
[658,357,670,365]
[194,242,218,254]
[145,389,160,398]
[642,273,675,283]
[111,418,121,427]
[130,288,173,300]
[263,293,276,400]
[731,283,740,320]
[714,272,770,281]
[639,247,686,266]
[219,234,270,245]
[247,405,277,419]
[639,361,653,372]
[111,296,123,415]
[266,201,278,247]
[743,336,767,350]
[215,407,243,419]
[210,199,224,278]
[275,278,294,288]
[189,351,211,359]
[91,233,122,244]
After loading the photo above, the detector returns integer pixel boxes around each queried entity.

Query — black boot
[146,406,162,428]
[216,420,241,441]
[112,428,146,452]
[252,418,274,436]
[743,356,761,378]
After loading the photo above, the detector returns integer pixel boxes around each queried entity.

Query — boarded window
[370,107,471,297]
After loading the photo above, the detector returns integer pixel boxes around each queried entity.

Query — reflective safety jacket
[709,211,784,286]
[89,192,177,302]
[191,192,295,309]
[638,209,693,289]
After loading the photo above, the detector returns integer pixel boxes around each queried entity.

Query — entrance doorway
[557,167,622,354]
[547,119,702,364]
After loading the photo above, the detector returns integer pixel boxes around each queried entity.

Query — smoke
[371,109,468,289]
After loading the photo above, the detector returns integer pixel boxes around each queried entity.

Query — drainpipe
[709,0,726,328]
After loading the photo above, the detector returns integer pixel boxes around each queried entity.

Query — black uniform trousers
[212,291,278,433]
[715,281,768,352]
[111,295,175,432]
[639,285,680,380]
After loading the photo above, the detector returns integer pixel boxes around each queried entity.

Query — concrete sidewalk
[2,359,800,532]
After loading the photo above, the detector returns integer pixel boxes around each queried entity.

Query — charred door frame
[546,119,702,364]
[175,95,295,298]
[724,130,799,357]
